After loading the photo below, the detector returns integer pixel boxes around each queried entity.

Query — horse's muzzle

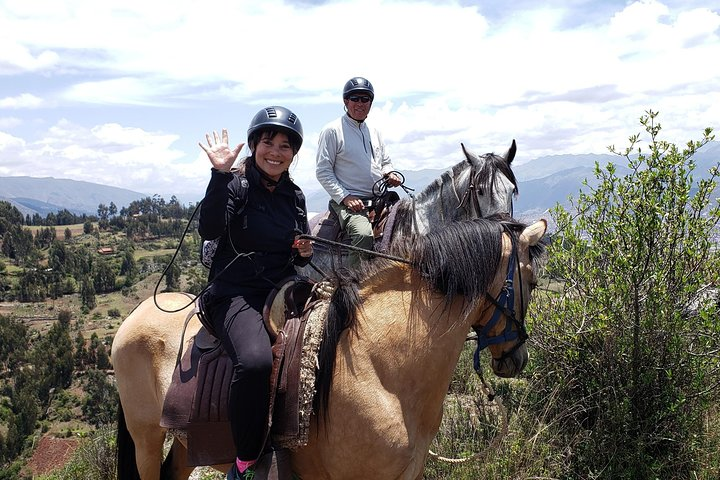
[491,343,529,378]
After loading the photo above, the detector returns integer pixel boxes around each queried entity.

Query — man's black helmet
[343,77,374,100]
[247,106,303,150]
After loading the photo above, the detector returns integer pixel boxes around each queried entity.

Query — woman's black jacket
[198,160,312,297]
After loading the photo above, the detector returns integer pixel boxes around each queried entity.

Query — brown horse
[112,217,547,479]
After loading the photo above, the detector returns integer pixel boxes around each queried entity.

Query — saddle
[309,191,401,256]
[159,276,327,468]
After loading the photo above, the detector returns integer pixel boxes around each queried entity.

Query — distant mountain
[513,141,720,219]
[514,164,632,219]
[2,141,717,221]
[0,176,148,217]
[514,153,618,181]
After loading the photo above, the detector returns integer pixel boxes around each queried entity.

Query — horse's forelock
[476,153,518,200]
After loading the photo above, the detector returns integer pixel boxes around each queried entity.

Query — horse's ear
[521,219,547,246]
[506,139,517,164]
[461,143,479,163]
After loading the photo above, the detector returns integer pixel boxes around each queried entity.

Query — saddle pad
[159,300,329,465]
[160,339,235,466]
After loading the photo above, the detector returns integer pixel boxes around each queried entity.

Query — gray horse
[300,141,518,279]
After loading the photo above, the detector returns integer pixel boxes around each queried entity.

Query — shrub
[529,112,720,478]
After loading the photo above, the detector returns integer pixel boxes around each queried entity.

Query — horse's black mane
[393,151,518,229]
[314,215,544,418]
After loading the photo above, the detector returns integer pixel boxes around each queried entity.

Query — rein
[299,233,413,267]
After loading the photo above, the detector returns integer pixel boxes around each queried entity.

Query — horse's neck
[353,268,472,391]
[395,171,470,236]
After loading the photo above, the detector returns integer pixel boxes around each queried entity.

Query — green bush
[528,112,720,478]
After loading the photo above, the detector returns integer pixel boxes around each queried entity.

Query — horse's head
[459,140,518,218]
[474,218,547,378]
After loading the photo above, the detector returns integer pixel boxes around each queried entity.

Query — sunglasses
[348,95,372,103]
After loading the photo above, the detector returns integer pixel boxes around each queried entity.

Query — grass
[26,223,92,238]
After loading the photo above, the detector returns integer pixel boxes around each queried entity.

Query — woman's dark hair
[248,128,302,155]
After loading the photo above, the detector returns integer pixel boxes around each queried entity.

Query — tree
[530,112,720,478]
[81,368,118,427]
[0,315,28,373]
[48,240,68,275]
[0,201,23,228]
[93,258,116,293]
[95,342,111,370]
[119,244,137,286]
[80,277,96,312]
[1,225,35,265]
[71,246,93,277]
[97,203,109,221]
[88,332,100,366]
[29,310,75,402]
[34,226,56,249]
[74,331,89,370]
[165,261,181,291]
[64,227,72,240]
[18,268,46,302]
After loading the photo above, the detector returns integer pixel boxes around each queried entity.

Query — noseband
[472,233,528,369]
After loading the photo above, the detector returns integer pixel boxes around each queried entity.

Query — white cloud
[0,94,44,109]
[0,0,717,201]
[0,119,203,195]
[0,131,25,150]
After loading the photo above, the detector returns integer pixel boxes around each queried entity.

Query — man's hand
[384,172,402,187]
[342,195,366,212]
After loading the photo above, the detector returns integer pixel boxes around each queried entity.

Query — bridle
[453,156,514,219]
[472,231,528,371]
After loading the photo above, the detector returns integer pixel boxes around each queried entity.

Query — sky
[1,0,719,204]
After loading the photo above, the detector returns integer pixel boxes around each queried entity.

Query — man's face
[344,93,373,121]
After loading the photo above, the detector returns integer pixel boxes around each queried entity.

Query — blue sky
[1,0,718,203]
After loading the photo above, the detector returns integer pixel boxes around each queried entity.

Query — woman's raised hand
[199,128,244,173]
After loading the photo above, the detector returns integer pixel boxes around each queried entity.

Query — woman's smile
[254,132,294,181]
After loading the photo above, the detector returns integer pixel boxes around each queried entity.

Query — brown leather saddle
[308,191,401,257]
[159,276,321,467]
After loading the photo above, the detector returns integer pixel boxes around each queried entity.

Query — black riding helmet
[343,77,374,100]
[247,106,303,153]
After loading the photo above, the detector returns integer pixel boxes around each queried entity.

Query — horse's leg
[160,437,194,480]
[126,419,167,479]
[114,346,169,479]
